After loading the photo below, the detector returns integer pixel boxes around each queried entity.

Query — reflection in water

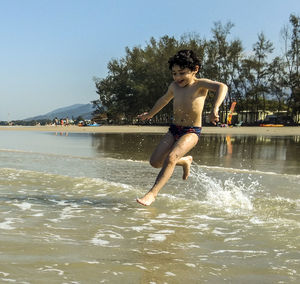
[92,133,300,175]
[92,133,159,160]
[55,131,69,136]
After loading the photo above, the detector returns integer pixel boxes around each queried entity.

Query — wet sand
[0,125,300,136]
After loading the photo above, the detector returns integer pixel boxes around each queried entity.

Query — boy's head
[168,50,201,72]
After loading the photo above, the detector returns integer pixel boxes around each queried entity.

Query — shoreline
[1,125,300,136]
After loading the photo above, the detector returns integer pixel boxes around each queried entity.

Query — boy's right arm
[138,84,174,121]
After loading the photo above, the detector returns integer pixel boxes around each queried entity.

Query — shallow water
[0,131,299,283]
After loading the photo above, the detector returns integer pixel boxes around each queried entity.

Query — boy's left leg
[137,133,199,206]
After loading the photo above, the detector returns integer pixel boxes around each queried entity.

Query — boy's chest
[173,87,206,104]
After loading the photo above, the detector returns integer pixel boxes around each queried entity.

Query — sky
[0,0,299,120]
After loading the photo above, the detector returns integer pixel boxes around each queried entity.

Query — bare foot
[182,156,193,180]
[136,192,156,206]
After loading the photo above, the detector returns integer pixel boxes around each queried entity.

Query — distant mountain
[24,103,95,121]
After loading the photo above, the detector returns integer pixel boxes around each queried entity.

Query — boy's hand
[209,110,220,125]
[137,112,152,121]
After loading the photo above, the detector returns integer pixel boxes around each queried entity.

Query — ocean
[0,130,299,283]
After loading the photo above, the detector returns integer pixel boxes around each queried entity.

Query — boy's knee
[165,152,179,165]
[149,158,162,168]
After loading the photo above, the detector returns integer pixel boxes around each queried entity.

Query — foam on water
[90,229,123,247]
[0,219,15,230]
[190,163,256,215]
[0,163,294,223]
[14,202,32,211]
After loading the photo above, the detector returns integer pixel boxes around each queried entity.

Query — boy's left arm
[199,79,228,124]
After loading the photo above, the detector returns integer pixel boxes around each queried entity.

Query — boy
[137,50,228,206]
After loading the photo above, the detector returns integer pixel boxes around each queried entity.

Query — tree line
[93,14,299,125]
[0,116,86,126]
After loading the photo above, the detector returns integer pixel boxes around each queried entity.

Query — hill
[24,103,95,121]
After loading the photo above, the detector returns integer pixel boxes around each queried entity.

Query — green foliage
[281,14,300,115]
[94,14,300,124]
[95,35,183,123]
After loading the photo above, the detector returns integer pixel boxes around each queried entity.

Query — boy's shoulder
[188,78,213,90]
[195,78,220,89]
[168,81,178,92]
[196,78,213,84]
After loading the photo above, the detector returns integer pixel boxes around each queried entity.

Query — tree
[281,14,300,120]
[240,33,274,120]
[94,57,134,122]
[268,56,289,112]
[204,21,244,120]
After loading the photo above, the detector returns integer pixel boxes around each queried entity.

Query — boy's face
[172,65,198,87]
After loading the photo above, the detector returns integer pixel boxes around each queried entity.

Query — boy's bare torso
[170,79,208,127]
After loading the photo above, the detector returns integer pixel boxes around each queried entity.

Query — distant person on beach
[137,50,228,206]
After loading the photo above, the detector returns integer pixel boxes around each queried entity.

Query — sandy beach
[0,125,300,136]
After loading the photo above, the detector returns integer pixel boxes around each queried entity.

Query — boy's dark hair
[168,50,201,71]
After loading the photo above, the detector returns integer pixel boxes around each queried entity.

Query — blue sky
[0,0,299,120]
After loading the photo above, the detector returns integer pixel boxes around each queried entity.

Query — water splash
[190,163,257,215]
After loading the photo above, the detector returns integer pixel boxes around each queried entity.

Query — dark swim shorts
[169,124,202,141]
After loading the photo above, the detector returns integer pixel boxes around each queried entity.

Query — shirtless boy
[137,50,228,206]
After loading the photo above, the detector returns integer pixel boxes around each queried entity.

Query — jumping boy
[137,50,228,206]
